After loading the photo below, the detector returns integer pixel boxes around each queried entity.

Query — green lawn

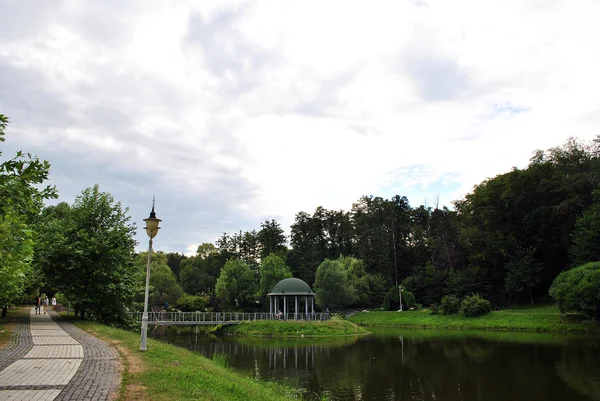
[72,320,298,401]
[222,319,370,337]
[349,305,600,333]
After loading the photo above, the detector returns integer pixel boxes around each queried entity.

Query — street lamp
[398,284,403,312]
[140,197,161,351]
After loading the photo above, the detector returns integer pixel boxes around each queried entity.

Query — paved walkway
[0,309,120,400]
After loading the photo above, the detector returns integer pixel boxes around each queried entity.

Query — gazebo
[268,278,316,319]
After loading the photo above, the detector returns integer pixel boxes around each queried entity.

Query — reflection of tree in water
[156,330,600,401]
[557,342,600,401]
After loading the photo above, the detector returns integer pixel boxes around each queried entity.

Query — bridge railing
[128,311,330,323]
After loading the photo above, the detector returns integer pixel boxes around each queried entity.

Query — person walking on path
[35,295,41,314]
[43,296,49,314]
[52,296,57,311]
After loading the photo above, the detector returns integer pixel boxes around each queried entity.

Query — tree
[504,246,542,304]
[215,259,257,308]
[258,253,292,303]
[313,259,356,309]
[570,194,600,266]
[0,114,57,315]
[165,252,187,280]
[38,185,137,326]
[257,219,287,260]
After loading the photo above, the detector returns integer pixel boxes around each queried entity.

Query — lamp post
[398,284,403,312]
[140,197,161,352]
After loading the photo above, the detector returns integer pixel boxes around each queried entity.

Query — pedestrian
[51,296,57,311]
[325,308,330,319]
[43,296,49,314]
[35,295,41,314]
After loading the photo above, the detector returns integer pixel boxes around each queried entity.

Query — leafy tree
[0,114,56,315]
[165,252,187,280]
[258,253,292,303]
[215,259,257,308]
[38,185,137,326]
[178,243,220,296]
[570,194,600,266]
[504,246,542,304]
[549,262,600,318]
[257,219,287,260]
[313,259,356,309]
[149,263,182,307]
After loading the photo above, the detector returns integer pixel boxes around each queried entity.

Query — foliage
[258,254,292,302]
[257,219,288,260]
[149,261,183,307]
[505,246,542,304]
[0,114,57,311]
[440,295,461,315]
[178,248,220,296]
[313,259,357,309]
[176,293,207,312]
[570,194,600,266]
[461,294,492,317]
[215,259,257,308]
[549,262,600,318]
[37,185,137,326]
[383,287,416,311]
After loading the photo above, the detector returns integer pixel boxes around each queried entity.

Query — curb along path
[0,309,120,401]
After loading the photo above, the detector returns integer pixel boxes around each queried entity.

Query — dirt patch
[107,341,147,401]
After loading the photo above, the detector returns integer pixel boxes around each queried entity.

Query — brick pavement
[0,309,120,401]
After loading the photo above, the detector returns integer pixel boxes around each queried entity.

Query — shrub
[176,294,207,312]
[460,294,491,317]
[429,303,439,314]
[440,295,461,315]
[383,287,416,311]
[549,262,600,319]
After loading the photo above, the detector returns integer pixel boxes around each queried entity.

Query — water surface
[153,326,600,401]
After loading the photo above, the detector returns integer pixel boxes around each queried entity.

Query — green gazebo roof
[268,278,316,296]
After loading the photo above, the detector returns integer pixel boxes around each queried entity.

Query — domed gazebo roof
[268,278,316,296]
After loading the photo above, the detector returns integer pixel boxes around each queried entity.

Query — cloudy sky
[1,0,599,254]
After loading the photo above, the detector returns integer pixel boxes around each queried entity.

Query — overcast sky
[1,0,599,254]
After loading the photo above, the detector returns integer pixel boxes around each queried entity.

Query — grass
[221,319,370,337]
[0,306,30,348]
[349,304,600,333]
[71,320,299,401]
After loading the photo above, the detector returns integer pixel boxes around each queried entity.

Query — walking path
[0,309,120,401]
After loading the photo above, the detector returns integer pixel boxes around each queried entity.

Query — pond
[152,326,600,401]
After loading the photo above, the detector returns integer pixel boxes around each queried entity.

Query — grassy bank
[221,319,369,337]
[72,320,298,401]
[349,305,600,333]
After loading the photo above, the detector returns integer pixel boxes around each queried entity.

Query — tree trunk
[528,287,534,305]
[1,306,7,317]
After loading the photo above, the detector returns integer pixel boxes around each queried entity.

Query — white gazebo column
[311,297,314,314]
[295,296,298,320]
[270,297,273,315]
[305,296,308,318]
[284,296,287,318]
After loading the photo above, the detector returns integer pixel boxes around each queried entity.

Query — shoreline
[220,319,370,337]
[348,305,600,334]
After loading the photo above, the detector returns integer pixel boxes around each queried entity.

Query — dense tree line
[3,107,600,323]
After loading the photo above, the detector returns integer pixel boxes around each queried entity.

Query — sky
[1,0,600,255]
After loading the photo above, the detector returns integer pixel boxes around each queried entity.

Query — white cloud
[1,0,600,252]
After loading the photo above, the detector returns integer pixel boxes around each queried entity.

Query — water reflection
[152,326,600,401]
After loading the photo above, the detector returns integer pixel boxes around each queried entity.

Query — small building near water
[268,278,316,318]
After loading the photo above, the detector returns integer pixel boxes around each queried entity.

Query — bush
[460,294,491,317]
[440,295,461,315]
[176,294,207,312]
[549,262,600,318]
[429,303,439,314]
[383,287,416,311]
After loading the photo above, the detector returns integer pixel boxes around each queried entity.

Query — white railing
[128,311,330,324]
